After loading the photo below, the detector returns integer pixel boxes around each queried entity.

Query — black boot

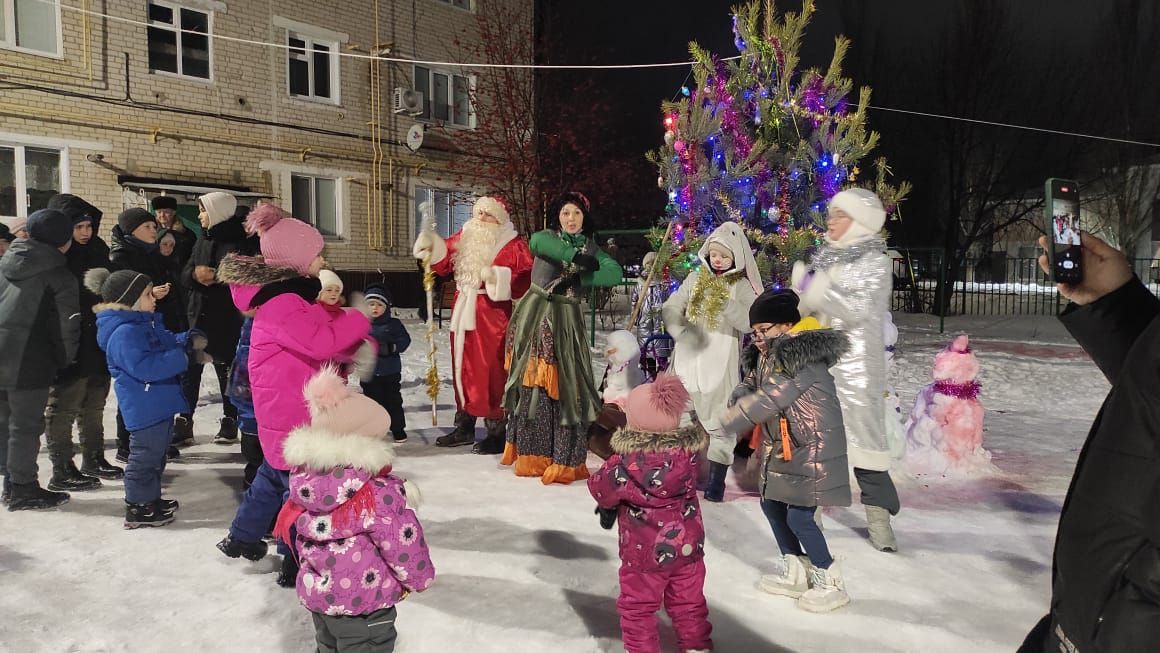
[436,410,477,447]
[115,448,130,464]
[167,445,181,461]
[213,417,239,444]
[157,497,179,514]
[81,452,125,480]
[217,534,268,561]
[276,555,299,588]
[703,461,728,503]
[473,418,507,454]
[47,461,102,492]
[124,501,175,529]
[171,415,195,448]
[7,482,69,511]
[1,477,10,505]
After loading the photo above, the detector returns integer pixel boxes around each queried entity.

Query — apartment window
[0,0,60,55]
[415,187,473,239]
[291,174,339,237]
[288,31,339,103]
[413,66,475,127]
[0,145,64,219]
[435,0,472,10]
[147,1,212,80]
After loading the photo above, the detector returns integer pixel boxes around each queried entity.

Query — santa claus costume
[502,192,623,484]
[412,196,533,453]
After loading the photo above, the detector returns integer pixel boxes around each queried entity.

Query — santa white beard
[453,218,500,288]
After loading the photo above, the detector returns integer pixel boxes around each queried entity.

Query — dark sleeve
[1060,278,1160,384]
[389,319,412,354]
[50,269,82,369]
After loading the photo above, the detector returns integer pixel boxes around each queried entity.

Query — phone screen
[1047,179,1082,284]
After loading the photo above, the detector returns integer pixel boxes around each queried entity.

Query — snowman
[903,334,996,478]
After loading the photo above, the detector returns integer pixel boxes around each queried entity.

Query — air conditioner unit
[393,87,424,115]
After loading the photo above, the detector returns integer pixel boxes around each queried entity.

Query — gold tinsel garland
[685,268,746,330]
[422,262,440,408]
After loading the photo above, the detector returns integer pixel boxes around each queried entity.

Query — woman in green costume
[502,192,623,484]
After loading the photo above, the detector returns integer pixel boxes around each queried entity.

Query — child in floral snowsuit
[278,366,434,652]
[589,374,713,653]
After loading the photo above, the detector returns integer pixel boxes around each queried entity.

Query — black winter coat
[47,193,111,380]
[109,225,187,333]
[0,240,81,388]
[1027,279,1160,652]
[183,214,252,360]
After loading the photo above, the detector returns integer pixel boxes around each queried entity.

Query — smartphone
[1045,178,1082,285]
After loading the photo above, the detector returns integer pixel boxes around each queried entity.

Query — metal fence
[891,248,1160,317]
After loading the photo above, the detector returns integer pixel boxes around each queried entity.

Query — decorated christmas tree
[647,0,909,288]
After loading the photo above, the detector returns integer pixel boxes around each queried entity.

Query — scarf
[933,380,982,400]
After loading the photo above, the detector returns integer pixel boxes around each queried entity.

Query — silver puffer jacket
[797,237,893,471]
[722,330,852,508]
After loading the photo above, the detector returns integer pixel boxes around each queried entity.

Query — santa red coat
[430,230,533,419]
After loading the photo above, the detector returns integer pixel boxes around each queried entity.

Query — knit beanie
[318,269,343,292]
[84,268,152,307]
[364,284,391,307]
[304,366,392,439]
[199,192,238,230]
[245,203,289,235]
[118,208,157,236]
[260,217,324,275]
[828,188,886,235]
[624,373,689,433]
[0,223,13,243]
[27,208,74,247]
[750,289,801,326]
[473,196,510,225]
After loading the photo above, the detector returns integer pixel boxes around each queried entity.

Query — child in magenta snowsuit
[214,215,371,584]
[588,373,713,653]
[278,366,434,650]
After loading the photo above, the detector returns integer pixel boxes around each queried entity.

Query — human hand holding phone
[152,283,171,300]
[1038,232,1132,306]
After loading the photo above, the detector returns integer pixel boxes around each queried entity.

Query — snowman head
[931,334,979,384]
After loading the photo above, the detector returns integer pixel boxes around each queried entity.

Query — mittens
[352,339,378,382]
[595,506,618,530]
[571,253,599,273]
[187,329,208,353]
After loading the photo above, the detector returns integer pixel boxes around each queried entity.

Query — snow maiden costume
[502,192,623,484]
[792,188,899,551]
[661,221,760,502]
[412,196,534,453]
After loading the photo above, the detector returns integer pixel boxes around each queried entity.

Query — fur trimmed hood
[611,425,707,454]
[216,253,299,286]
[741,343,761,375]
[282,426,396,474]
[771,329,849,376]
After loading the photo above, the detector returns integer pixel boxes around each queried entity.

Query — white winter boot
[758,554,810,598]
[865,505,898,552]
[797,560,850,613]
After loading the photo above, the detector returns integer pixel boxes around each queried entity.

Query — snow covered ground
[0,315,1108,653]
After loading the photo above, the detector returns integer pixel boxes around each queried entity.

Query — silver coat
[722,330,852,508]
[799,238,893,471]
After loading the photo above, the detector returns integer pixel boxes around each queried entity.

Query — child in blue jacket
[362,285,411,442]
[87,268,209,528]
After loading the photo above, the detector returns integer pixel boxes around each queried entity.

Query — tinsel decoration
[685,269,746,330]
[418,200,440,426]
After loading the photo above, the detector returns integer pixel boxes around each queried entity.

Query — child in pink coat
[278,366,433,651]
[214,215,371,586]
[588,374,713,653]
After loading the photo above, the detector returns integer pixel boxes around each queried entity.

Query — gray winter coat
[0,239,81,388]
[722,330,851,508]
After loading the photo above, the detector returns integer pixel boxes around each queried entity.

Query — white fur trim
[829,188,886,234]
[402,479,422,510]
[473,196,510,225]
[283,426,396,473]
[797,267,832,314]
[484,266,512,302]
[352,339,378,383]
[413,232,448,265]
[848,445,893,472]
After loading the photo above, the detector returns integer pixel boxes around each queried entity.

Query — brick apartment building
[1,0,529,299]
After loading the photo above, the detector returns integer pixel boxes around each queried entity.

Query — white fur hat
[473,196,510,225]
[318,269,343,291]
[828,188,886,233]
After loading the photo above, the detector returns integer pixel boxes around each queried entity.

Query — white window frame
[146,0,215,82]
[0,141,69,220]
[412,184,476,240]
[0,0,63,58]
[413,65,476,129]
[286,31,341,105]
[432,0,474,12]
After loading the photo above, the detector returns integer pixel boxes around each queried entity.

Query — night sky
[536,0,1133,246]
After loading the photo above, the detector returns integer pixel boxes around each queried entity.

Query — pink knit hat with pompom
[245,203,288,235]
[303,366,391,438]
[260,217,324,276]
[624,373,690,433]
